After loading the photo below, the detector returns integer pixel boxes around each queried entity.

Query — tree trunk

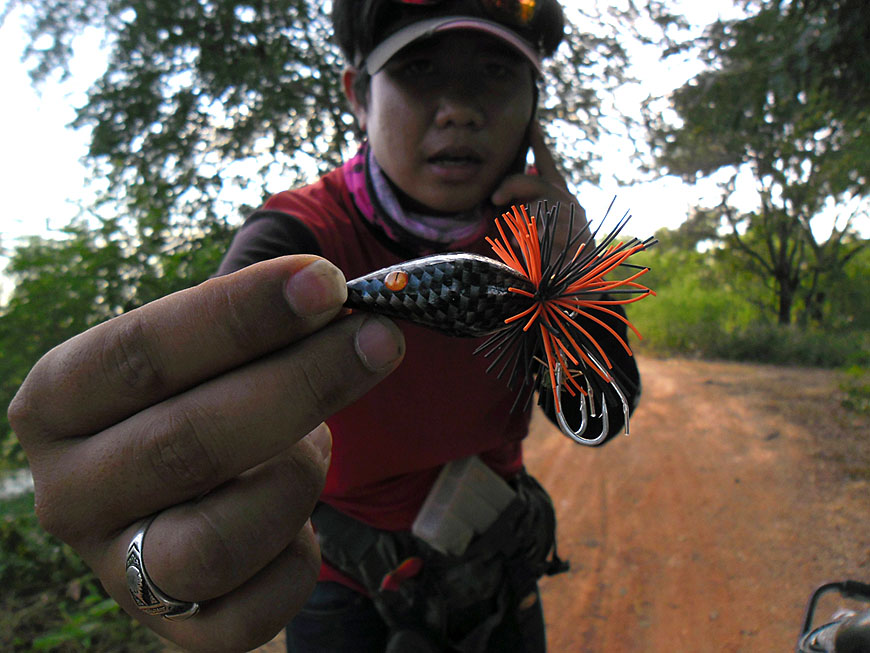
[777,281,794,325]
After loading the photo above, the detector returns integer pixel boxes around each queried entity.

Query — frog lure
[345,201,657,445]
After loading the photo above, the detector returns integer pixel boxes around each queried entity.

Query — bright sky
[1,15,100,243]
[0,1,761,291]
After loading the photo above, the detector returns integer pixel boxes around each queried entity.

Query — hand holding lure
[345,202,657,445]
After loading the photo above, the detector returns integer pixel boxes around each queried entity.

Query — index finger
[9,256,347,444]
[529,120,566,185]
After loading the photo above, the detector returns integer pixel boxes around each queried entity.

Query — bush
[626,255,757,358]
[0,494,162,652]
[625,246,870,370]
[707,325,870,368]
[633,314,869,370]
[841,365,870,415]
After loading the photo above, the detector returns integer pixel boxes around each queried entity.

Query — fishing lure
[346,202,656,445]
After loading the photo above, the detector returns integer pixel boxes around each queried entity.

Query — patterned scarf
[343,143,490,255]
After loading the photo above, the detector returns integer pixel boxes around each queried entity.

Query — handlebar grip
[842,581,870,600]
[833,611,870,653]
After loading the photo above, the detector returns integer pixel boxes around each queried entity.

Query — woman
[9,1,639,651]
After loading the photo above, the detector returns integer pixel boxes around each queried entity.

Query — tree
[648,0,869,325]
[5,0,347,234]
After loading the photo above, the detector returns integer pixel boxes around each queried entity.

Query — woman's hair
[333,0,565,105]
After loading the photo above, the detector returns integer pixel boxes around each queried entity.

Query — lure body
[346,253,536,337]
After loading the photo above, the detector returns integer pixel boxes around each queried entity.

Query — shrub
[724,326,868,368]
[0,495,162,652]
[841,365,870,415]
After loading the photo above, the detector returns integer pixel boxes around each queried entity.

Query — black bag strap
[311,502,411,599]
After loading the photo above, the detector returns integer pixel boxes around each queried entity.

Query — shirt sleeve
[537,301,642,445]
[216,209,322,276]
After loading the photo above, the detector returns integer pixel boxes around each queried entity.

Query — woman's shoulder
[262,165,354,224]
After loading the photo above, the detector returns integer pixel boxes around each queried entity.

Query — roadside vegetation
[626,225,870,374]
[0,493,164,651]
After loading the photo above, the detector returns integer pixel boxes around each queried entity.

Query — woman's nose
[434,76,485,129]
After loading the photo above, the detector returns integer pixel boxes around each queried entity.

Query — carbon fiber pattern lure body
[346,253,536,337]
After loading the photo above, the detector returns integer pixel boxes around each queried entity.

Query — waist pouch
[311,469,569,652]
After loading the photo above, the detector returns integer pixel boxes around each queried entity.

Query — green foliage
[822,242,870,331]
[705,325,869,369]
[0,490,35,517]
[9,0,345,226]
[648,0,869,326]
[628,231,756,357]
[627,224,870,369]
[0,495,162,651]
[0,212,235,464]
[0,498,84,590]
[840,365,870,415]
[656,0,869,193]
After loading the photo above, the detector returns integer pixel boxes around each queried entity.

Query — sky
[0,2,758,289]
[1,16,99,244]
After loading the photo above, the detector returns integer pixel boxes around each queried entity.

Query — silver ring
[126,516,200,621]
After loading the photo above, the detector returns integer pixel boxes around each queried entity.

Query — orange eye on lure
[384,270,409,291]
[345,202,657,445]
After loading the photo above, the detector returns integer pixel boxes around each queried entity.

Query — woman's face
[350,31,536,213]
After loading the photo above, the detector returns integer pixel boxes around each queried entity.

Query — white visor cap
[363,16,543,76]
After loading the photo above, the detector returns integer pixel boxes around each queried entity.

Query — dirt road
[249,356,869,652]
[528,356,870,652]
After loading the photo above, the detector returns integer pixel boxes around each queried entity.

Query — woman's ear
[342,67,368,132]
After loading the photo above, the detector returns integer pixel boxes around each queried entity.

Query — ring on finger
[126,515,201,621]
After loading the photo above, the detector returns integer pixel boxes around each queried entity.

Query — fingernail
[284,259,347,318]
[307,423,332,463]
[354,317,405,372]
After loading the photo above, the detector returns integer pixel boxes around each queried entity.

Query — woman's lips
[426,147,485,182]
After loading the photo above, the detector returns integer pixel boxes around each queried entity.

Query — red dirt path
[527,356,869,652]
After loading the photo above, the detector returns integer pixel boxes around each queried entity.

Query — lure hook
[554,364,606,445]
[554,348,631,446]
[582,347,631,437]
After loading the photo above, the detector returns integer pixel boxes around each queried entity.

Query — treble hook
[553,351,631,446]
[554,364,606,445]
[582,347,631,437]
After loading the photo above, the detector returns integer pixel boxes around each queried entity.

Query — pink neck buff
[343,143,490,255]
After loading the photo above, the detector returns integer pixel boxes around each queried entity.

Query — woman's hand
[7,255,405,652]
[491,120,589,254]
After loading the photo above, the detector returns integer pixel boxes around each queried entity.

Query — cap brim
[364,16,542,76]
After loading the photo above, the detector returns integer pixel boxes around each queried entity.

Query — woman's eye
[401,59,436,76]
[484,63,511,79]
[482,59,522,82]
